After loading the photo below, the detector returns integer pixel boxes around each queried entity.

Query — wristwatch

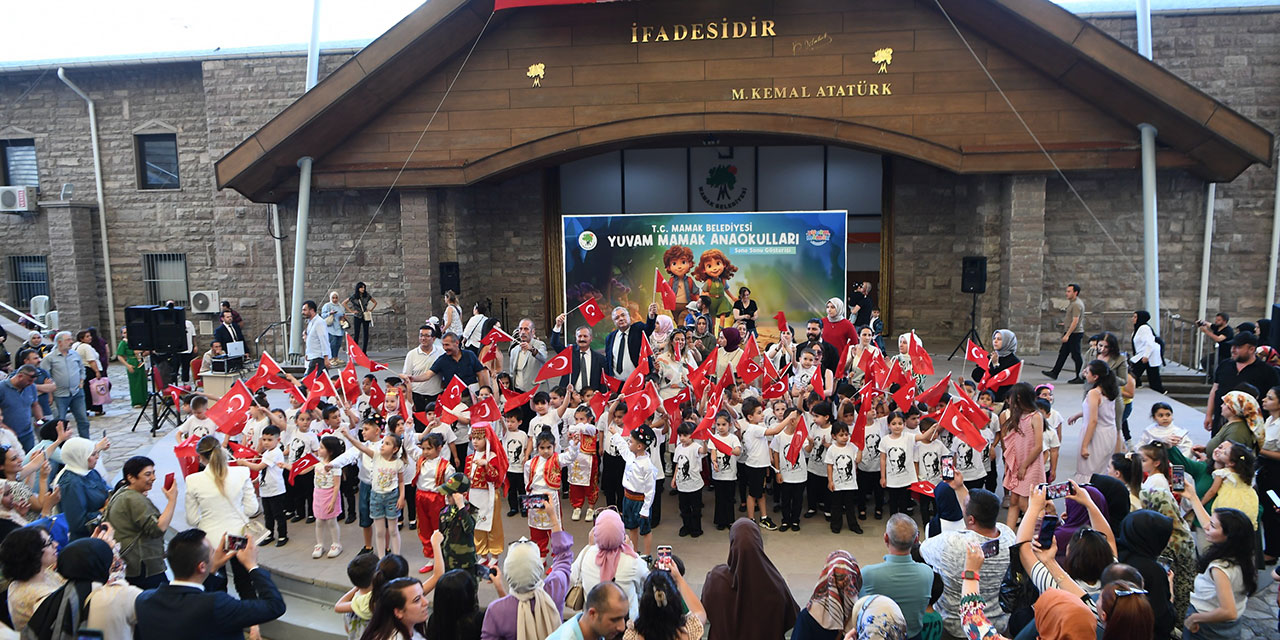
[963,570,980,581]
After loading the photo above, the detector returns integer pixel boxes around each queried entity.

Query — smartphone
[164,472,176,491]
[1044,481,1074,500]
[656,545,673,568]
[980,538,1000,558]
[520,494,547,511]
[1037,515,1060,549]
[77,632,104,640]
[473,563,492,582]
[1156,555,1173,574]
[941,455,955,481]
[1267,489,1280,509]
[225,535,249,552]
[1171,465,1185,492]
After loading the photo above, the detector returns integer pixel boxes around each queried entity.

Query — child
[598,402,629,508]
[1035,384,1064,444]
[340,420,407,557]
[310,435,347,558]
[769,408,810,532]
[804,399,834,519]
[1035,399,1061,483]
[465,422,508,568]
[671,421,708,537]
[738,396,786,530]
[175,396,216,442]
[1203,441,1259,527]
[609,422,658,559]
[422,405,459,463]
[976,390,999,493]
[644,411,668,529]
[528,392,562,452]
[255,425,289,546]
[335,552,379,640]
[1108,453,1143,512]
[1138,441,1173,494]
[951,408,992,493]
[824,420,862,534]
[914,417,947,523]
[855,399,885,519]
[412,433,453,573]
[1136,402,1193,456]
[708,411,742,531]
[566,405,601,522]
[501,410,528,517]
[437,472,479,572]
[286,409,321,523]
[242,393,283,449]
[330,414,385,554]
[880,410,932,517]
[524,430,576,557]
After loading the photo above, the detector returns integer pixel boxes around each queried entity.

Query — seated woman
[0,527,62,631]
[624,558,707,640]
[1179,487,1257,639]
[481,503,573,640]
[791,551,861,640]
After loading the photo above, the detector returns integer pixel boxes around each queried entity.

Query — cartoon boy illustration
[663,245,700,324]
[692,249,739,332]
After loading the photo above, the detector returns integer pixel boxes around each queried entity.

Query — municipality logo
[698,164,749,210]
[578,230,598,251]
[806,228,832,247]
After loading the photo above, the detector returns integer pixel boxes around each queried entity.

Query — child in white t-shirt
[1136,402,1194,456]
[823,420,862,534]
[176,396,217,442]
[1036,398,1062,482]
[914,418,948,523]
[805,400,835,519]
[738,397,787,531]
[670,422,708,537]
[881,410,933,517]
[769,407,811,531]
[856,399,889,519]
[708,411,743,531]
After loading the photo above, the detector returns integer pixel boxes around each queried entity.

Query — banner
[562,211,846,349]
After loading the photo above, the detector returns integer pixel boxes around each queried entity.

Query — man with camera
[1196,312,1235,375]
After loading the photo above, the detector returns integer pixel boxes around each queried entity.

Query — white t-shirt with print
[823,442,860,491]
[530,412,562,451]
[858,423,883,473]
[771,434,808,484]
[951,426,991,481]
[806,423,832,477]
[502,428,528,470]
[709,433,740,481]
[881,432,919,488]
[916,439,948,486]
[367,454,405,494]
[671,442,705,493]
[740,423,772,468]
[259,447,287,498]
[178,415,217,441]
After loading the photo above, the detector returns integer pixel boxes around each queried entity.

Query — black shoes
[1040,370,1058,380]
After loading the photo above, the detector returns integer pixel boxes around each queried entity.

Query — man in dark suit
[603,303,659,380]
[550,314,606,393]
[212,310,245,350]
[135,529,286,640]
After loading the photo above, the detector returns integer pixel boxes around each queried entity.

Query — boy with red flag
[770,408,811,532]
[670,421,708,537]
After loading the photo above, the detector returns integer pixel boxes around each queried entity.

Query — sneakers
[572,507,582,521]
[791,522,802,532]
[506,509,519,517]
[850,521,864,534]
[291,514,306,523]
[759,517,779,531]
[585,508,596,522]
[327,544,343,558]
[261,534,275,545]
[409,520,417,531]
[312,545,324,559]
[778,523,791,532]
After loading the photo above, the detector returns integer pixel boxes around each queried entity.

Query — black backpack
[999,542,1039,634]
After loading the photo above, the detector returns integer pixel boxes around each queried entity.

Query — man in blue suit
[135,529,286,640]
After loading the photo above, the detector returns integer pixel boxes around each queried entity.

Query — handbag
[325,314,335,326]
[565,581,585,610]
[88,377,112,405]
[362,311,372,322]
[218,478,270,545]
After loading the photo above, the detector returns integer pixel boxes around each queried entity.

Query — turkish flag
[398,389,411,422]
[980,361,1022,392]
[662,386,691,416]
[302,371,340,411]
[856,347,876,378]
[174,433,201,459]
[908,480,936,498]
[761,377,789,400]
[707,434,735,456]
[908,332,935,375]
[655,269,678,311]
[440,376,467,412]
[892,381,915,413]
[346,334,388,372]
[580,296,605,327]
[535,346,574,382]
[481,327,514,347]
[916,373,952,409]
[164,384,184,410]
[622,382,660,435]
[210,380,255,436]
[691,415,715,441]
[811,366,825,399]
[714,363,736,394]
[413,411,433,428]
[480,346,498,365]
[638,334,654,368]
[951,381,990,428]
[965,339,989,372]
[836,345,851,380]
[621,367,647,397]
[244,352,285,391]
[469,397,501,423]
[741,334,760,361]
[736,353,764,385]
[886,359,911,391]
[227,441,261,480]
[367,378,386,413]
[288,453,320,485]
[760,350,780,382]
[939,400,988,451]
[339,361,362,404]
[773,311,788,334]
[502,386,539,411]
[589,390,611,421]
[601,373,621,395]
[786,416,809,465]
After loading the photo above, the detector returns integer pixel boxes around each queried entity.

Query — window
[6,255,48,308]
[1,139,38,188]
[143,253,188,306]
[135,133,180,189]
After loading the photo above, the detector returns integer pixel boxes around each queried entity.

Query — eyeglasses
[1114,589,1148,597]
[42,538,55,549]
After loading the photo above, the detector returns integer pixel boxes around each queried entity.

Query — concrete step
[1168,393,1210,407]
[260,565,349,640]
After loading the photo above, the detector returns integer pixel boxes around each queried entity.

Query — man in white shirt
[302,300,331,378]
[404,324,445,430]
[507,318,549,393]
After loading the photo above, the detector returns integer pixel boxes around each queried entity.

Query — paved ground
[83,351,1280,638]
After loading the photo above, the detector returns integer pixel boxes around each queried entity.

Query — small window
[142,253,188,306]
[135,133,180,190]
[6,255,48,308]
[1,139,38,188]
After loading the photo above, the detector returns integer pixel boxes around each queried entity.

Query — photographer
[627,554,707,640]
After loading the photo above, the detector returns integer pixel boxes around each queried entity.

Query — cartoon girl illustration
[693,249,739,332]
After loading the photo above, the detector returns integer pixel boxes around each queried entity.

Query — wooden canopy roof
[215,0,1274,203]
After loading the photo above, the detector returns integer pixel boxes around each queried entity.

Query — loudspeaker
[125,305,158,351]
[440,262,461,295]
[151,306,188,353]
[961,256,988,294]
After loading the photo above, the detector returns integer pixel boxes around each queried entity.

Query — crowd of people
[0,282,1275,640]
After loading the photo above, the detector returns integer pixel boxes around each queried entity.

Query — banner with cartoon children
[562,211,847,348]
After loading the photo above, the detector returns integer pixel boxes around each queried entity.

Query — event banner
[562,211,847,349]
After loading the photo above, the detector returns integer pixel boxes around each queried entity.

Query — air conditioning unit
[190,290,219,314]
[0,186,37,213]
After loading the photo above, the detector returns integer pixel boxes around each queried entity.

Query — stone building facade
[1,4,1277,360]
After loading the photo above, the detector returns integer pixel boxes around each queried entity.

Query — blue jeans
[56,390,90,438]
[328,334,345,359]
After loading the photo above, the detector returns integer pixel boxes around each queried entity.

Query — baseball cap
[1230,332,1258,347]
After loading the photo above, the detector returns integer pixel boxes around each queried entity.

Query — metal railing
[1075,310,1215,377]
[254,320,299,366]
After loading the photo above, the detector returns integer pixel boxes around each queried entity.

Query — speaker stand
[132,361,179,436]
[948,292,985,360]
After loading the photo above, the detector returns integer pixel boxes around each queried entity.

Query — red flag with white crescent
[481,327,515,347]
[786,416,809,465]
[601,373,622,395]
[622,382,660,435]
[951,381,990,428]
[621,366,647,397]
[589,390,611,421]
[916,373,952,409]
[965,339,989,372]
[174,433,201,459]
[346,334,388,372]
[535,346,574,382]
[707,434,735,456]
[655,268,678,311]
[761,377,789,400]
[244,352,285,391]
[908,331,935,375]
[979,361,1022,392]
[288,453,320,485]
[210,380,255,436]
[367,378,386,413]
[736,354,765,385]
[580,296,605,327]
[469,396,501,423]
[339,361,362,404]
[939,400,988,451]
[662,386,691,416]
[439,376,467,413]
[811,366,825,399]
[501,386,539,411]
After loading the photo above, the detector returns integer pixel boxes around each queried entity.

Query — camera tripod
[132,358,180,436]
[948,292,984,360]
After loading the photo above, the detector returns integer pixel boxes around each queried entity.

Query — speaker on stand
[949,256,987,360]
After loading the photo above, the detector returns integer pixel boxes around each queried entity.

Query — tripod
[948,292,985,360]
[132,358,180,436]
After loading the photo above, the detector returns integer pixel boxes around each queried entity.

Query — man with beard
[801,318,838,374]
[1204,331,1278,434]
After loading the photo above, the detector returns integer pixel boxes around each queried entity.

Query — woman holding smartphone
[104,456,179,589]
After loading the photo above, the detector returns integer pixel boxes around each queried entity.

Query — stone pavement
[80,353,1280,638]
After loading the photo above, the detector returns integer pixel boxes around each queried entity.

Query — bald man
[860,514,935,639]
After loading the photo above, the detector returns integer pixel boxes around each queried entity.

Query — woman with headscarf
[1115,509,1176,639]
[701,518,799,640]
[889,334,924,393]
[344,282,376,353]
[791,550,862,640]
[1128,311,1165,393]
[973,330,1020,402]
[625,560,707,640]
[713,327,744,383]
[26,536,140,640]
[843,595,906,640]
[1201,390,1261,454]
[570,509,649,619]
[822,299,857,369]
[481,504,574,640]
[55,437,110,541]
[927,478,966,538]
[1086,473,1131,533]
[1052,484,1108,565]
[1140,488,1196,622]
[958,543,1096,640]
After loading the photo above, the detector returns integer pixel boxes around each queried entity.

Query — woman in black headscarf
[702,519,798,640]
[1129,311,1165,393]
[1088,473,1132,533]
[1116,509,1176,640]
[25,537,116,640]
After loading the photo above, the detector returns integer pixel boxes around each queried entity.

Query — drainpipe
[287,0,323,360]
[1197,183,1215,368]
[1267,150,1280,311]
[272,204,287,325]
[57,68,117,350]
[1136,0,1160,334]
